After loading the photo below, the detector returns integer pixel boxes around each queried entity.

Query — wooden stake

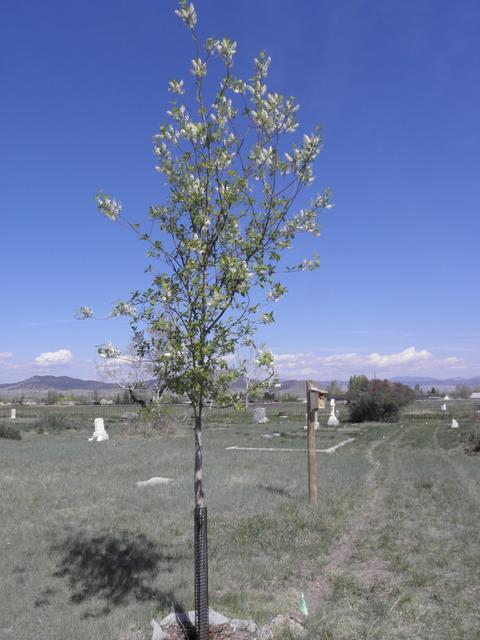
[306,380,318,505]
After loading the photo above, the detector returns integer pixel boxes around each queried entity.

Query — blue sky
[1,0,479,382]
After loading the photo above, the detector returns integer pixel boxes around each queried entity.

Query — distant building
[470,392,480,399]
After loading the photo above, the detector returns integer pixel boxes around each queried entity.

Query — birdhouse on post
[306,382,328,505]
[308,386,327,411]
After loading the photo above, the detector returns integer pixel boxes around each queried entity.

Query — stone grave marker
[327,398,339,426]
[253,407,269,424]
[88,417,109,441]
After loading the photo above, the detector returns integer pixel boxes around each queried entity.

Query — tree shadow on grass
[259,484,294,499]
[50,529,187,615]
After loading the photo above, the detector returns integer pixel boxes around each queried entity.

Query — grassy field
[0,407,479,640]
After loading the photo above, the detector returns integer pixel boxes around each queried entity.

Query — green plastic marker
[299,592,309,616]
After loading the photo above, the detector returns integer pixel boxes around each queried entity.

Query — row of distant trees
[3,380,478,408]
[414,383,479,399]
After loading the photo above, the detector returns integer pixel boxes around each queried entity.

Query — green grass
[303,417,480,640]
[0,408,479,639]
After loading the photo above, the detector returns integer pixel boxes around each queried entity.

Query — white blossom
[98,341,122,359]
[191,58,207,78]
[214,38,237,64]
[175,2,197,29]
[97,194,122,221]
[168,79,185,95]
[112,301,137,318]
[78,306,93,319]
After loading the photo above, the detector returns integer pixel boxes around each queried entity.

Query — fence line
[1,398,478,423]
[0,401,314,422]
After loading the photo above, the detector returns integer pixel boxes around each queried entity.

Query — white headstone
[88,417,109,441]
[253,407,268,424]
[328,400,339,426]
[441,403,447,412]
[451,418,459,429]
[328,414,340,426]
[10,408,16,419]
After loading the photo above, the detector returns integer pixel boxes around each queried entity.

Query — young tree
[413,383,424,398]
[96,343,158,408]
[452,384,472,399]
[46,390,59,405]
[235,346,275,414]
[326,379,343,398]
[348,374,369,394]
[80,2,330,635]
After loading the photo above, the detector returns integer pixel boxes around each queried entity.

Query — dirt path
[303,429,401,611]
[433,426,480,509]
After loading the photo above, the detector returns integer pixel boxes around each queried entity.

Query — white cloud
[444,356,462,364]
[0,352,13,361]
[273,346,464,378]
[322,346,432,368]
[35,349,73,367]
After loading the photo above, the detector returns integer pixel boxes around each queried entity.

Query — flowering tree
[235,346,276,414]
[96,343,158,408]
[81,1,330,635]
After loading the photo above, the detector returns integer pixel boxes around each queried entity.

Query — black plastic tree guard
[194,506,209,640]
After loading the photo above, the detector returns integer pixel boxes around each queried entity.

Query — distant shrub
[0,422,22,440]
[467,426,480,453]
[121,411,139,422]
[124,405,176,437]
[347,378,415,423]
[33,414,85,434]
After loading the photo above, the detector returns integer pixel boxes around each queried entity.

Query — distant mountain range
[0,374,479,396]
[0,376,117,393]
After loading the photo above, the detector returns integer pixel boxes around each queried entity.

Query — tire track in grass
[433,426,480,509]
[303,427,403,612]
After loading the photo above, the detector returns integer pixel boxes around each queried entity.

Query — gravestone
[10,408,16,419]
[441,403,447,412]
[88,417,109,441]
[451,418,459,429]
[327,398,339,426]
[253,407,269,424]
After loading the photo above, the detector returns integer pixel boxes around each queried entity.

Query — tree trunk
[194,415,205,508]
[194,412,209,640]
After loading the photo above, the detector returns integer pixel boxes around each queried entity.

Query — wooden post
[306,380,318,505]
